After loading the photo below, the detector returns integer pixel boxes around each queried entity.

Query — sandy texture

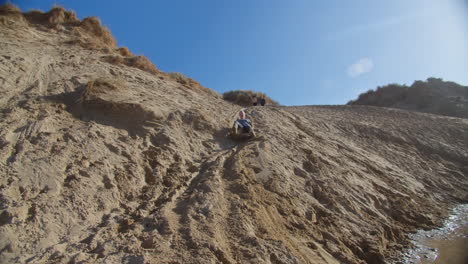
[1,7,467,264]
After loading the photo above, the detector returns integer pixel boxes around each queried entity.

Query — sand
[0,6,467,264]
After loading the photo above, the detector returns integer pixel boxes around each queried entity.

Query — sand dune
[0,6,467,264]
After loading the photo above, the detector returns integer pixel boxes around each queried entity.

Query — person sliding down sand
[232,110,255,137]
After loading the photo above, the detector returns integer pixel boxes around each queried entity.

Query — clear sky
[8,0,468,105]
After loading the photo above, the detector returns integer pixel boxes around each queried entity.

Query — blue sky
[9,0,468,105]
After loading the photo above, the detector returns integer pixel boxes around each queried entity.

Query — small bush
[223,90,279,106]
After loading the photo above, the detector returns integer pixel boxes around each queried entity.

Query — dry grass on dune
[1,3,217,98]
[0,4,116,50]
[223,89,279,106]
[348,78,468,118]
[0,3,25,25]
[78,16,116,48]
[101,55,159,75]
[117,47,133,57]
[68,16,116,50]
[48,7,78,25]
[101,54,126,65]
[167,72,200,86]
[22,10,45,24]
[0,3,21,15]
[166,72,221,96]
[126,56,159,74]
[81,77,125,102]
[64,38,107,51]
[24,7,78,26]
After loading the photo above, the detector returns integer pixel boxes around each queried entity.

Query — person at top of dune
[252,95,258,106]
[256,96,262,106]
[232,110,255,136]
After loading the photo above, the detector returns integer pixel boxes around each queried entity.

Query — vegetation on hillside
[1,3,115,50]
[1,3,219,96]
[348,78,468,118]
[82,77,125,101]
[101,55,159,75]
[167,72,200,87]
[164,72,219,96]
[223,90,279,107]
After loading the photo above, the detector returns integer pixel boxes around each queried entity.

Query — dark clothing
[236,119,252,128]
[260,98,266,106]
[235,119,252,133]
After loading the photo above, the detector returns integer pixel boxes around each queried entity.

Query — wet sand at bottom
[419,227,468,264]
[402,204,468,264]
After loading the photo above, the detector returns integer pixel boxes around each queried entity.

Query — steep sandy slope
[0,6,467,264]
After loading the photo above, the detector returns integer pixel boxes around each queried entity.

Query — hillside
[1,5,467,264]
[348,78,468,119]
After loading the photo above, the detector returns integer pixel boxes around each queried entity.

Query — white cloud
[347,58,374,78]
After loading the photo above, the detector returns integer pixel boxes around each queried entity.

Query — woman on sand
[232,110,255,137]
